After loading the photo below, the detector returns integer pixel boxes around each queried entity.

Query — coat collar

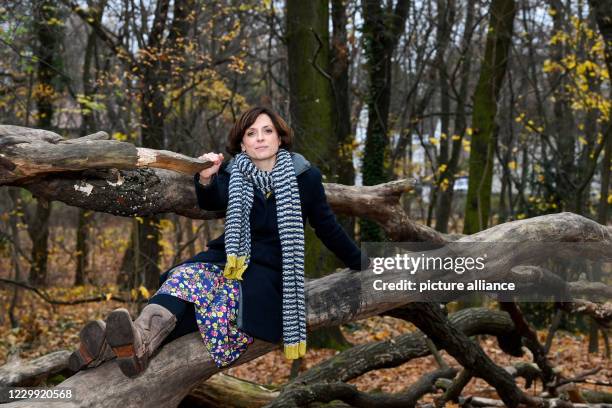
[223,152,311,176]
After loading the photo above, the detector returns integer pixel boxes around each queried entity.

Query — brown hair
[226,106,293,155]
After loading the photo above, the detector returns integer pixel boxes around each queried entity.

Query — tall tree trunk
[497,67,517,222]
[548,1,577,211]
[331,0,356,241]
[597,118,611,228]
[286,0,349,350]
[463,0,517,234]
[26,201,50,287]
[75,4,104,286]
[74,209,91,286]
[132,0,193,290]
[360,0,409,241]
[326,5,359,350]
[589,0,612,226]
[286,0,337,281]
[286,0,335,174]
[432,0,456,232]
[587,0,612,353]
[28,0,64,286]
[137,42,167,290]
[435,0,476,232]
[7,189,24,328]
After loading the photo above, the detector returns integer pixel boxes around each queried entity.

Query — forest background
[0,0,610,406]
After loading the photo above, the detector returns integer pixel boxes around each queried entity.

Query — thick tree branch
[0,125,211,184]
[265,368,456,408]
[1,125,444,241]
[287,308,520,386]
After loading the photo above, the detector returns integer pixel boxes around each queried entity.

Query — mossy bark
[463,0,517,234]
[287,0,350,350]
[331,0,356,241]
[360,0,409,242]
[286,0,335,175]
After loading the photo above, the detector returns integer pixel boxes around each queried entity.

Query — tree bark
[360,0,410,242]
[331,0,356,239]
[286,0,351,350]
[1,124,447,242]
[435,0,477,233]
[182,373,279,408]
[0,125,212,184]
[463,0,517,234]
[27,0,65,286]
[286,0,335,175]
[284,308,520,386]
[1,211,609,407]
[389,303,533,407]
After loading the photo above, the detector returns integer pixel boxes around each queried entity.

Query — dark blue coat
[159,153,365,343]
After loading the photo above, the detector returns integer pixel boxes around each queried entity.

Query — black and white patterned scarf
[223,149,306,359]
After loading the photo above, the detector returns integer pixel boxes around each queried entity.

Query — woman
[69,106,366,377]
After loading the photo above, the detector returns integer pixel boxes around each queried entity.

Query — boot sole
[106,309,143,377]
[68,320,106,372]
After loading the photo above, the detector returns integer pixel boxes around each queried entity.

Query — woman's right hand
[197,152,224,184]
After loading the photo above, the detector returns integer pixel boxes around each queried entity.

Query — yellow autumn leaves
[104,285,150,302]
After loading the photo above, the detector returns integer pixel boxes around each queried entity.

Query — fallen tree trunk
[178,373,280,408]
[2,126,611,407]
[324,180,447,242]
[498,302,557,389]
[436,363,552,406]
[0,125,440,242]
[0,308,517,407]
[1,213,609,408]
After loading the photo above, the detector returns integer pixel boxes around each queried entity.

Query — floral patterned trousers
[156,262,253,367]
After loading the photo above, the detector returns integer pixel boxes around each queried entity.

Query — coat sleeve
[304,167,368,270]
[193,170,229,211]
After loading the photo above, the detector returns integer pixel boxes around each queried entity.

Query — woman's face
[241,114,282,163]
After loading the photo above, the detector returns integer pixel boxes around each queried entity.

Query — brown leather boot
[105,304,177,378]
[68,320,116,372]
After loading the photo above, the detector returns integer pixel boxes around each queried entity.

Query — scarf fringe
[223,254,248,280]
[284,341,307,359]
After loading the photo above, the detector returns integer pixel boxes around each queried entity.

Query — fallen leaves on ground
[227,314,611,401]
[0,288,610,404]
